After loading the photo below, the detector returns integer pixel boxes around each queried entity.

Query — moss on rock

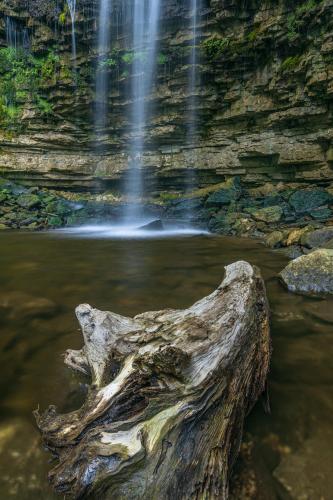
[280,249,333,294]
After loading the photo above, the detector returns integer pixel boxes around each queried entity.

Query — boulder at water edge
[138,219,164,231]
[301,226,333,248]
[280,249,333,294]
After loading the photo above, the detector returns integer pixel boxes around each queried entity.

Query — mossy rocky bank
[2,176,333,263]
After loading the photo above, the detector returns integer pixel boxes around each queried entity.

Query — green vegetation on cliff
[0,47,60,126]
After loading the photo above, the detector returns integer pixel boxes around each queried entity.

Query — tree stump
[34,261,271,499]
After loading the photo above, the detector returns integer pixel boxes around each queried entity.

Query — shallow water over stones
[0,231,332,498]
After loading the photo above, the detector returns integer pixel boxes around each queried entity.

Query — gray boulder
[301,226,333,248]
[289,189,331,213]
[280,249,333,294]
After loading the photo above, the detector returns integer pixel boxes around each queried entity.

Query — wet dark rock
[45,200,74,216]
[65,214,86,226]
[166,197,204,217]
[249,206,283,223]
[265,231,284,248]
[289,189,331,213]
[305,301,333,324]
[285,227,312,247]
[206,177,241,207]
[17,193,41,209]
[13,297,58,320]
[301,226,333,248]
[277,245,304,260]
[0,418,50,498]
[233,217,257,236]
[138,219,164,231]
[0,192,7,203]
[230,436,278,500]
[262,195,283,208]
[309,207,332,220]
[9,184,27,196]
[0,178,97,230]
[208,214,231,234]
[280,249,333,294]
[2,175,333,242]
[47,216,63,227]
[0,291,58,320]
[320,238,333,249]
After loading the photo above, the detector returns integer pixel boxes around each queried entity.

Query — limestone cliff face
[0,0,332,191]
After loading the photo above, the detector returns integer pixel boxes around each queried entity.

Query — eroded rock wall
[0,0,332,191]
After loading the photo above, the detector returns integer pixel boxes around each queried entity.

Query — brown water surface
[0,231,332,498]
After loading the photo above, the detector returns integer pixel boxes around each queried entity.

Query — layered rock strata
[0,0,331,191]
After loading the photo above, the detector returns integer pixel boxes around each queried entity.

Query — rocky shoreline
[2,176,333,249]
[3,175,333,295]
[172,176,333,257]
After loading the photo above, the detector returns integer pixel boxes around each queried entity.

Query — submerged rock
[278,245,303,260]
[274,429,333,500]
[0,419,50,498]
[138,219,164,231]
[265,231,284,248]
[321,238,333,249]
[0,291,58,320]
[280,249,333,294]
[306,301,333,324]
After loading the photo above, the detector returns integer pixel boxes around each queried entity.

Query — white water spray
[5,16,29,50]
[66,0,77,72]
[95,0,112,135]
[188,0,198,143]
[124,0,161,221]
[186,0,200,202]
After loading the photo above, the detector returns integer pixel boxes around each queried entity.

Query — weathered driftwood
[34,261,270,500]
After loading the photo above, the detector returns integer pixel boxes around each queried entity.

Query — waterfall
[6,16,17,48]
[188,0,198,144]
[66,0,77,71]
[95,0,112,136]
[124,0,161,221]
[5,16,30,51]
[186,0,200,200]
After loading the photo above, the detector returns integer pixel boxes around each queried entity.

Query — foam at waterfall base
[54,221,209,239]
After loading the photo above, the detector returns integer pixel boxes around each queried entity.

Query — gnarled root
[34,261,270,499]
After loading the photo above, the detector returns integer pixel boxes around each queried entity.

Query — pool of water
[0,230,332,498]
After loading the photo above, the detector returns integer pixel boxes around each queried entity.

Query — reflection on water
[0,231,332,498]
